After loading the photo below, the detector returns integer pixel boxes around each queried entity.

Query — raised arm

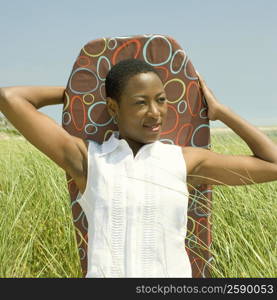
[1,86,65,108]
[185,73,277,186]
[0,86,88,189]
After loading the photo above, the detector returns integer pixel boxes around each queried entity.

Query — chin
[142,134,160,144]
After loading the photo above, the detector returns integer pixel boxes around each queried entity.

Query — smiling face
[106,71,168,154]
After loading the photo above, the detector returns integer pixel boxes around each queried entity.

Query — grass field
[0,127,276,278]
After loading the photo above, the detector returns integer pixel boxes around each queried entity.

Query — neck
[119,135,145,157]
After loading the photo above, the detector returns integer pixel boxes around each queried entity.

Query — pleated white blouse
[76,131,192,277]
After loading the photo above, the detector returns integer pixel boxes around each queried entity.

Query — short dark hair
[105,58,160,103]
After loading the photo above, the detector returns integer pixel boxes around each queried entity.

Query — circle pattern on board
[63,34,212,278]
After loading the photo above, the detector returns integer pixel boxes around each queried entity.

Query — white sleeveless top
[76,132,191,278]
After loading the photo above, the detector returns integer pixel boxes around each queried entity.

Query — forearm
[218,105,277,163]
[0,88,65,146]
[0,86,65,109]
[0,86,62,128]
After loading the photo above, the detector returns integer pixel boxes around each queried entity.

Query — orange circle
[207,216,212,248]
[195,217,208,248]
[70,96,87,131]
[186,81,202,117]
[191,257,204,278]
[160,104,179,136]
[112,39,141,65]
[176,123,193,146]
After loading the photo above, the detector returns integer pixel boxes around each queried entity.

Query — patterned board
[62,34,213,278]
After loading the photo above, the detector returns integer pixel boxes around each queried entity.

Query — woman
[0,59,277,277]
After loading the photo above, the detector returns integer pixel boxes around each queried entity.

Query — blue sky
[1,0,276,127]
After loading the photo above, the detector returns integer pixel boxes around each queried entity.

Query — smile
[143,124,161,132]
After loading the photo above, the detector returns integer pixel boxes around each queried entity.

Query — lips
[143,123,162,132]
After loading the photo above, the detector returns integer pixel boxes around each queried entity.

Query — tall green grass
[0,129,276,278]
[0,139,82,277]
[209,129,277,277]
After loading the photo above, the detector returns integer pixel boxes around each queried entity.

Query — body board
[62,34,212,277]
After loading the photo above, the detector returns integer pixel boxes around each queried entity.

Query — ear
[106,97,119,118]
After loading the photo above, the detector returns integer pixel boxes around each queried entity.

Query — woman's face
[107,72,168,152]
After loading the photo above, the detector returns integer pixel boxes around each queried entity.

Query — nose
[146,102,160,118]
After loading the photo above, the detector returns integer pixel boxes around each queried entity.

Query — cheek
[124,106,144,117]
[118,108,142,125]
[162,105,168,116]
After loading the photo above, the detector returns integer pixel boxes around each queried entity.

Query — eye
[135,100,146,105]
[157,97,167,103]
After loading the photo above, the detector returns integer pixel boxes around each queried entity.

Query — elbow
[0,87,27,111]
[0,87,6,101]
[0,87,8,110]
[0,87,15,103]
[253,150,277,165]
